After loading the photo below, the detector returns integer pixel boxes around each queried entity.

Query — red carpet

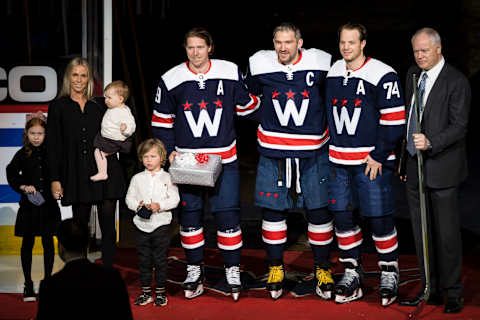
[1,248,479,320]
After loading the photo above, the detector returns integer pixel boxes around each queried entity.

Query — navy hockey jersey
[325,58,405,166]
[245,48,331,159]
[151,59,260,164]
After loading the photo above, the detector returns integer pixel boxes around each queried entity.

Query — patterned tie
[406,73,427,156]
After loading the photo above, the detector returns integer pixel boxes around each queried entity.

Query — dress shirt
[407,57,445,135]
[125,168,180,233]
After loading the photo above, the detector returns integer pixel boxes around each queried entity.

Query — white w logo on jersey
[185,108,223,137]
[273,99,309,126]
[332,106,361,135]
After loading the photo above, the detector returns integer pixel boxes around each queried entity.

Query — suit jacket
[400,62,471,188]
[37,259,133,320]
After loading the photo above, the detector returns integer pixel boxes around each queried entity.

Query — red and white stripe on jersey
[236,93,260,116]
[336,227,363,251]
[379,106,406,125]
[372,228,398,254]
[262,220,287,245]
[176,140,237,164]
[180,228,205,250]
[257,125,329,151]
[217,229,243,250]
[329,145,395,165]
[308,220,334,245]
[151,110,175,128]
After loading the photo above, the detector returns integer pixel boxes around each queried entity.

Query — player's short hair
[411,27,442,46]
[273,22,302,41]
[57,219,89,254]
[105,80,130,101]
[184,27,214,55]
[137,138,167,167]
[338,23,367,42]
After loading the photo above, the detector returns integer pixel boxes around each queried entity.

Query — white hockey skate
[266,264,284,300]
[183,264,204,299]
[378,261,399,307]
[225,265,242,301]
[335,258,363,304]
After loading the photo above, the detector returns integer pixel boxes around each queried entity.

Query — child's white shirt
[125,168,180,233]
[101,104,136,141]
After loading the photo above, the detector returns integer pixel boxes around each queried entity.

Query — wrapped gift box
[170,153,222,187]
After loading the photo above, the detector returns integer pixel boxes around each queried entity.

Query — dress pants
[406,156,463,298]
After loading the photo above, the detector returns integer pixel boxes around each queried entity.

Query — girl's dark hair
[24,117,46,158]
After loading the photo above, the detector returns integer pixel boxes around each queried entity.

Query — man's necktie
[406,73,428,156]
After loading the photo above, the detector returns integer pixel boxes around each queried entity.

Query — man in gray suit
[399,27,471,313]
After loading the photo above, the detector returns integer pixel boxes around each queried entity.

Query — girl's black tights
[21,235,54,284]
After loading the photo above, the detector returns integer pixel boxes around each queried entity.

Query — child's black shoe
[23,282,36,302]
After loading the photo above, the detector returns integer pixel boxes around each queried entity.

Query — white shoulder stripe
[249,48,331,76]
[327,58,397,86]
[162,59,239,91]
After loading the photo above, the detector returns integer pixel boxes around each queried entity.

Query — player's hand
[397,166,407,182]
[169,151,180,165]
[362,155,382,181]
[120,123,127,132]
[413,133,430,151]
[51,181,63,199]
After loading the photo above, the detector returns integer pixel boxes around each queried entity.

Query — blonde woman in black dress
[47,57,126,268]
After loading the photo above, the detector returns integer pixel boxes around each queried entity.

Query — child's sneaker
[23,282,36,302]
[134,287,153,306]
[154,287,168,307]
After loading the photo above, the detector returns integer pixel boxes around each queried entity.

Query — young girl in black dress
[6,112,61,302]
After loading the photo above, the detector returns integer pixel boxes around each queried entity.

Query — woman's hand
[51,181,63,200]
[21,185,37,194]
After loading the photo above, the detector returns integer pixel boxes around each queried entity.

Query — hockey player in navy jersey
[325,23,406,306]
[245,23,334,300]
[151,27,260,301]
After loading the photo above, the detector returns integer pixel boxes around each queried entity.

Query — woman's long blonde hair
[58,57,94,100]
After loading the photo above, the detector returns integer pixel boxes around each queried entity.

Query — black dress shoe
[399,295,423,306]
[444,297,463,313]
[399,292,443,306]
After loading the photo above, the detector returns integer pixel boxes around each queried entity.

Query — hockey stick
[408,73,430,320]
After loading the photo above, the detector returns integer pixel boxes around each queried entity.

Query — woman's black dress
[46,96,126,206]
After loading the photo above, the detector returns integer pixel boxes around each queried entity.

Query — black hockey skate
[314,264,334,300]
[335,258,363,304]
[378,261,399,307]
[225,265,242,301]
[266,264,284,300]
[183,264,205,299]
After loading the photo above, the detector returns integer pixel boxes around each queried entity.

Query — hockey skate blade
[316,287,332,300]
[232,292,240,301]
[185,284,204,299]
[335,288,363,304]
[270,289,283,300]
[382,295,397,307]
